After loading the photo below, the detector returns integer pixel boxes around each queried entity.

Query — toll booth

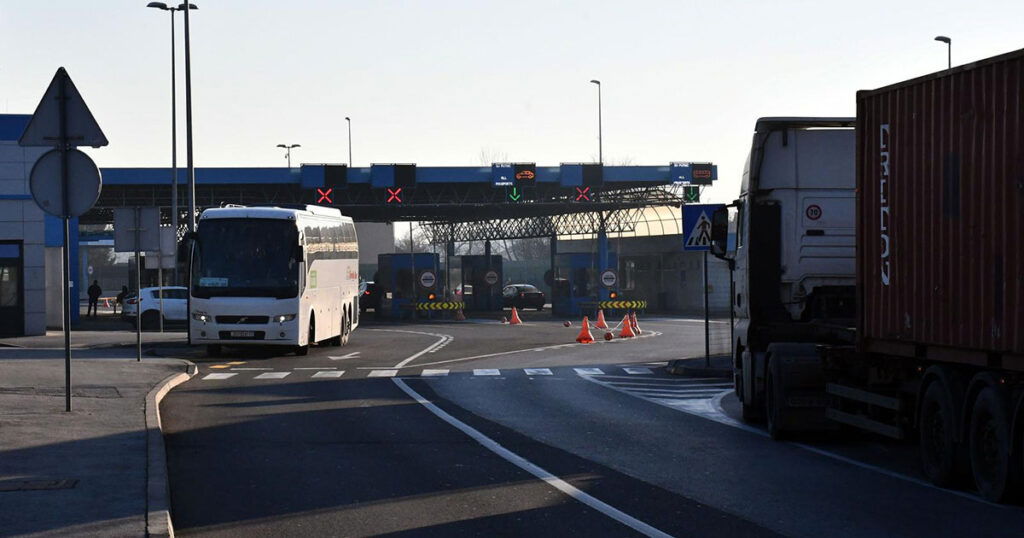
[377,252,442,319]
[550,252,618,317]
[458,255,503,311]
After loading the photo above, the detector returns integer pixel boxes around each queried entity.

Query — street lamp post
[935,36,952,69]
[590,79,602,164]
[345,117,352,167]
[181,2,198,232]
[146,1,194,283]
[277,144,300,168]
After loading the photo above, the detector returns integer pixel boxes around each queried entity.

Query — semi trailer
[711,49,1024,502]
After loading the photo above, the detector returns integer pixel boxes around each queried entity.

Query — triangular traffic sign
[685,211,713,247]
[19,67,108,148]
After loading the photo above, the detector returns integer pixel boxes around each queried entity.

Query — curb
[666,355,732,378]
[145,360,198,538]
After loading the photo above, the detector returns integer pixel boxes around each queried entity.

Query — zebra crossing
[199,365,674,382]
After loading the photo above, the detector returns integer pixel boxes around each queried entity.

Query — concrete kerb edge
[665,354,732,378]
[145,359,198,538]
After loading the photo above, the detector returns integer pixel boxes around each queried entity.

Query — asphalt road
[160,317,1024,537]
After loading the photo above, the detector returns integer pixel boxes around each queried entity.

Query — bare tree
[394,224,433,253]
[478,147,509,165]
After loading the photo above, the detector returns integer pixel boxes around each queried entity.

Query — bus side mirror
[710,206,737,261]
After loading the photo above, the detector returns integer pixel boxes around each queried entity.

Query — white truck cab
[713,117,857,421]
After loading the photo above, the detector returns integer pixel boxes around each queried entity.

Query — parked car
[359,280,381,312]
[121,286,188,330]
[502,284,545,311]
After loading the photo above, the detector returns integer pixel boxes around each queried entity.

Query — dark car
[502,284,545,311]
[360,281,381,313]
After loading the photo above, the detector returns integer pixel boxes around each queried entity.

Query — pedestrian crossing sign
[682,204,724,251]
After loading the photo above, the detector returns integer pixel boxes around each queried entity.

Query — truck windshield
[191,218,300,299]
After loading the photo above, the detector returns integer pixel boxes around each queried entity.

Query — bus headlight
[192,311,210,323]
[274,314,297,323]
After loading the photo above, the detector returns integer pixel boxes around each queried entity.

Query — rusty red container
[856,48,1024,369]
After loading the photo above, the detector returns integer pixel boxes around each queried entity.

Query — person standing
[87,280,102,317]
[115,285,128,316]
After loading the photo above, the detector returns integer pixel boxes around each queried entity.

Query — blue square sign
[682,204,724,251]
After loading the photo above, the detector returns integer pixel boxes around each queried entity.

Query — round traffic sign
[29,148,102,218]
[418,270,437,289]
[600,269,618,288]
[805,204,822,221]
[484,270,499,286]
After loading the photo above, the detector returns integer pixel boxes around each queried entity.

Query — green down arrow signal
[509,187,522,201]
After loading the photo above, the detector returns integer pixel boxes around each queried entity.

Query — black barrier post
[704,250,710,367]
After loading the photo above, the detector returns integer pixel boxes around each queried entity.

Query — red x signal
[317,188,333,204]
[387,187,403,203]
[575,186,591,201]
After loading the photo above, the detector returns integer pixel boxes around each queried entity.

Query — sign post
[683,204,725,368]
[115,208,160,362]
[20,68,108,412]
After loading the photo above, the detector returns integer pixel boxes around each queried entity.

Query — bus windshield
[191,218,300,299]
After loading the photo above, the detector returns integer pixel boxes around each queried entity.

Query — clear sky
[2,1,1022,201]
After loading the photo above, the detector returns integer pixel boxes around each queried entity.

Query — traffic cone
[594,309,609,330]
[455,308,466,321]
[509,306,523,325]
[576,316,595,344]
[631,311,642,335]
[619,315,636,338]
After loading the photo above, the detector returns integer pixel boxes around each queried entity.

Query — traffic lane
[161,334,659,537]
[422,359,1024,537]
[189,325,446,374]
[163,380,657,537]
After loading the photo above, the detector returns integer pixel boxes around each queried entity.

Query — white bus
[189,205,359,356]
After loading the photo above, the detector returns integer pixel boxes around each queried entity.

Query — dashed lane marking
[574,368,604,376]
[329,352,361,361]
[202,373,237,380]
[421,369,450,377]
[254,372,290,380]
[622,367,653,375]
[230,367,273,371]
[367,369,398,378]
[524,368,553,376]
[312,371,345,378]
[473,369,501,376]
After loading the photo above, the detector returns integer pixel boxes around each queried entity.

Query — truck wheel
[968,386,1017,502]
[765,368,786,440]
[919,381,959,487]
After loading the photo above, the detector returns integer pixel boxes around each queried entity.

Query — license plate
[230,331,255,338]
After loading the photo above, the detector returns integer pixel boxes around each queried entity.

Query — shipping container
[856,48,1024,370]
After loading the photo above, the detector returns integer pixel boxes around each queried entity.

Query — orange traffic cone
[631,311,642,335]
[509,306,523,325]
[619,315,636,338]
[576,316,595,344]
[594,309,609,329]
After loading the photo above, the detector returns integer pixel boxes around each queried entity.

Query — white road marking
[329,351,361,361]
[294,367,334,370]
[202,373,237,380]
[421,369,450,377]
[473,369,501,376]
[523,368,553,376]
[622,367,653,374]
[368,369,398,377]
[312,370,345,378]
[574,367,604,376]
[254,372,290,379]
[362,329,453,368]
[392,378,674,538]
[230,367,273,371]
